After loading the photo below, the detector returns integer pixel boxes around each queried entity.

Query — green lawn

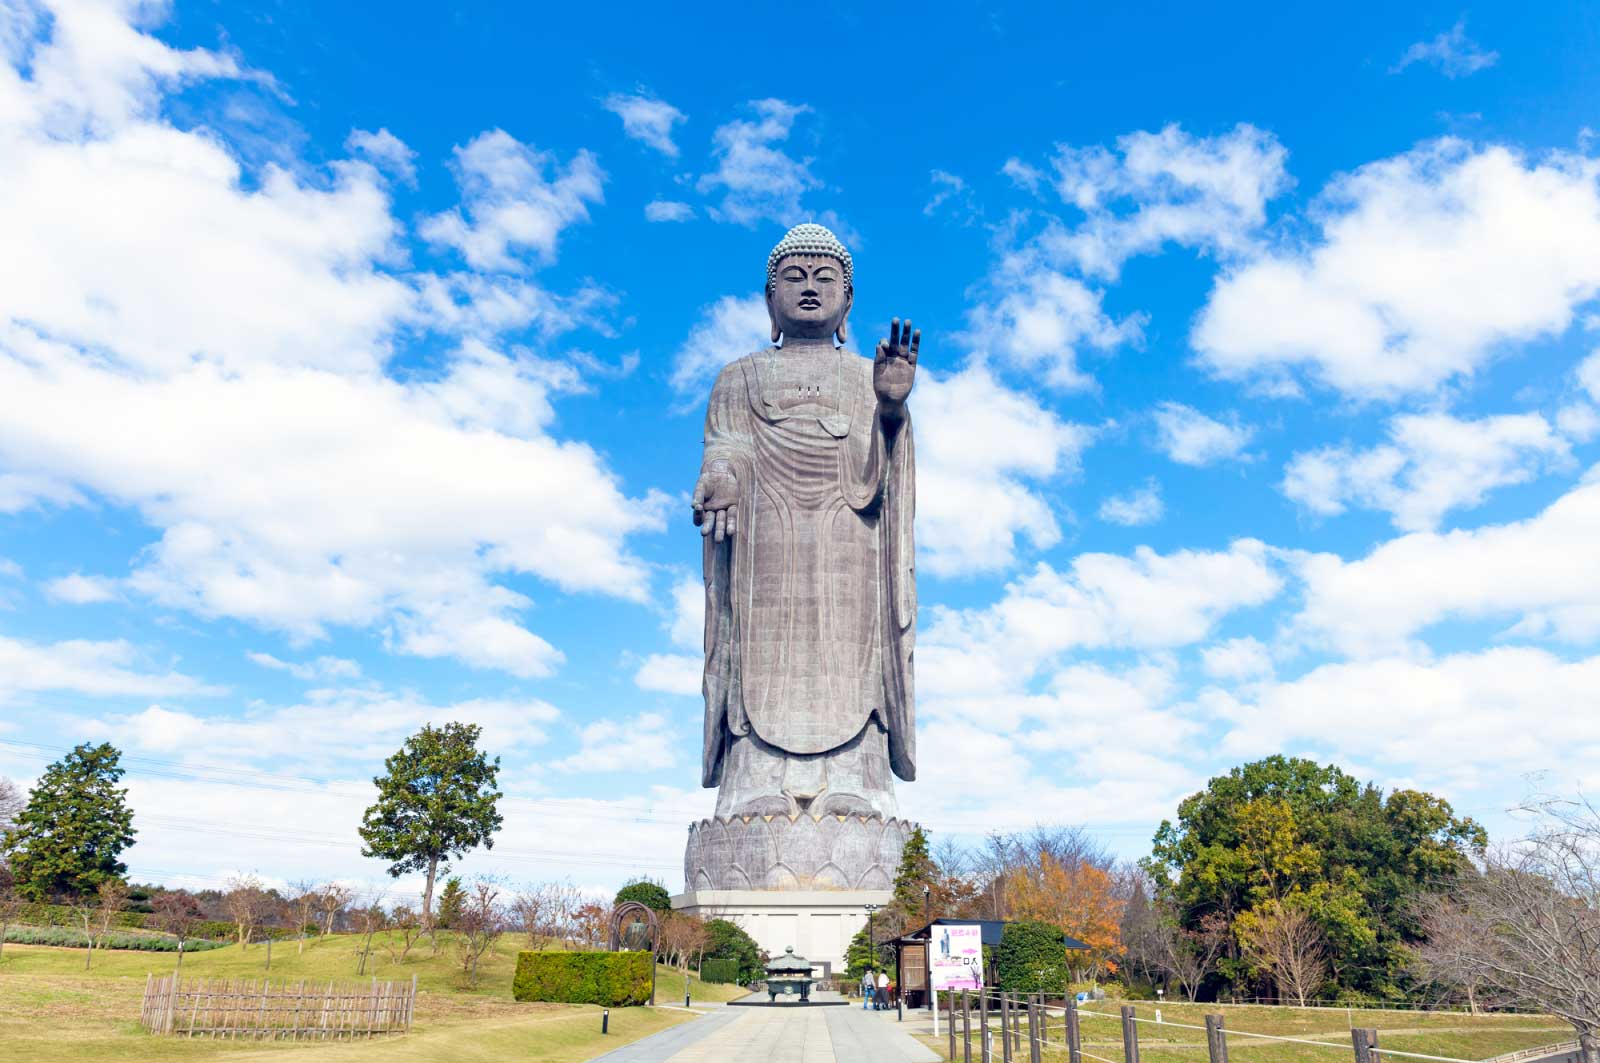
[0,931,746,1063]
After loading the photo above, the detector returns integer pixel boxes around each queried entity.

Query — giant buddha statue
[682,223,920,892]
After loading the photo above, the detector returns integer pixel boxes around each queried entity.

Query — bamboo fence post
[186,975,201,1037]
[1028,999,1042,1063]
[1067,997,1082,1063]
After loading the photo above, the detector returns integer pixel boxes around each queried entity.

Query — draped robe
[700,346,916,796]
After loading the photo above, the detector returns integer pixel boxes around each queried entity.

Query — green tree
[4,743,136,900]
[995,920,1069,993]
[358,722,503,930]
[435,876,466,929]
[1146,755,1485,1001]
[614,877,672,913]
[892,826,936,927]
[704,917,763,983]
[844,926,884,980]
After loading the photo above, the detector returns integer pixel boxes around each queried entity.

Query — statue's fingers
[693,507,705,527]
[875,339,889,363]
[726,504,737,538]
[713,508,727,543]
[890,317,901,348]
[901,320,912,354]
[910,329,921,363]
[700,512,712,536]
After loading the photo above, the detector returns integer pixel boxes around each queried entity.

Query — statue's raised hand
[874,317,919,408]
[692,459,739,542]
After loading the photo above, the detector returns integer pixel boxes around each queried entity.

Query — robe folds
[700,347,916,790]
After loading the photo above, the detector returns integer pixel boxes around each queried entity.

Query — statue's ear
[835,290,853,346]
[766,290,781,345]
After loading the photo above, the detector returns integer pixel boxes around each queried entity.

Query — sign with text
[928,923,983,991]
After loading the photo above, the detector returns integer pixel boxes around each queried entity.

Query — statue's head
[765,223,853,345]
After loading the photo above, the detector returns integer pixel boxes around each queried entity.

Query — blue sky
[2,0,1598,899]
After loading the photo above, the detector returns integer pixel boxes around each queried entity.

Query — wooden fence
[139,973,416,1040]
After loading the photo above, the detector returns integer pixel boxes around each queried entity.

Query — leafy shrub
[613,878,672,913]
[995,920,1070,993]
[700,957,739,984]
[512,950,654,1006]
[12,903,238,941]
[3,925,227,952]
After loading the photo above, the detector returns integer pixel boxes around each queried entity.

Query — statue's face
[769,254,850,340]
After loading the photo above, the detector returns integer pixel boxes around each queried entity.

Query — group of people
[859,968,895,1010]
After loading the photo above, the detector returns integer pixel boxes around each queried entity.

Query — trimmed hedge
[700,957,739,984]
[11,903,240,941]
[3,925,227,952]
[512,951,654,1006]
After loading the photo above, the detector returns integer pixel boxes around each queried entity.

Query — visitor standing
[875,969,889,1010]
[860,967,875,1010]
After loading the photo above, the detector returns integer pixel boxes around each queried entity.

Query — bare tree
[223,873,267,948]
[1238,900,1328,1006]
[353,895,387,976]
[1412,892,1496,1013]
[383,904,423,965]
[512,881,578,948]
[66,891,98,970]
[317,882,354,937]
[94,878,130,950]
[0,869,24,960]
[456,878,506,988]
[286,880,320,954]
[0,777,22,841]
[150,890,204,970]
[569,901,611,950]
[1446,798,1600,1063]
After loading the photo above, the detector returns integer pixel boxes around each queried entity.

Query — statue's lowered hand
[874,316,919,408]
[692,460,739,542]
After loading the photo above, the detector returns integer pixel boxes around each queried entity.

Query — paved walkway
[589,996,941,1063]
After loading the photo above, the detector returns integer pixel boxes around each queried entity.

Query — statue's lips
[797,300,822,310]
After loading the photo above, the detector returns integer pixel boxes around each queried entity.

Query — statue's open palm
[874,317,918,405]
[693,459,739,542]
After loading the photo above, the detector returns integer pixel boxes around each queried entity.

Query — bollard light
[602,1008,609,1035]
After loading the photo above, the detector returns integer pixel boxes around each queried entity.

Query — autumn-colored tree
[1004,851,1123,981]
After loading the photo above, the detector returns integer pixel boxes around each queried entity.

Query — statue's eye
[782,268,806,282]
[816,273,834,284]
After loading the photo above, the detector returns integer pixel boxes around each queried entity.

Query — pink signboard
[929,923,984,991]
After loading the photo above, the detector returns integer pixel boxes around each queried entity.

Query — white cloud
[1200,636,1274,681]
[644,200,693,222]
[1292,474,1600,656]
[345,127,416,185]
[1001,158,1044,194]
[965,268,1144,389]
[665,571,703,651]
[44,572,118,603]
[420,129,605,271]
[1152,402,1253,465]
[1283,411,1572,531]
[634,653,700,697]
[0,635,213,700]
[1577,349,1600,400]
[554,711,676,773]
[922,539,1282,697]
[98,688,558,768]
[924,170,970,217]
[0,6,666,678]
[697,99,820,227]
[1194,140,1600,398]
[1391,20,1499,79]
[669,292,769,396]
[1098,480,1164,526]
[601,92,686,158]
[1214,648,1596,791]
[246,651,362,682]
[915,363,1095,576]
[1035,123,1290,280]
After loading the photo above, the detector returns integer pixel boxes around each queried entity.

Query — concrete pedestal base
[671,888,892,977]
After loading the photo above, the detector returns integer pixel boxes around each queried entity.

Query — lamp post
[923,884,932,1012]
[863,904,881,1010]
